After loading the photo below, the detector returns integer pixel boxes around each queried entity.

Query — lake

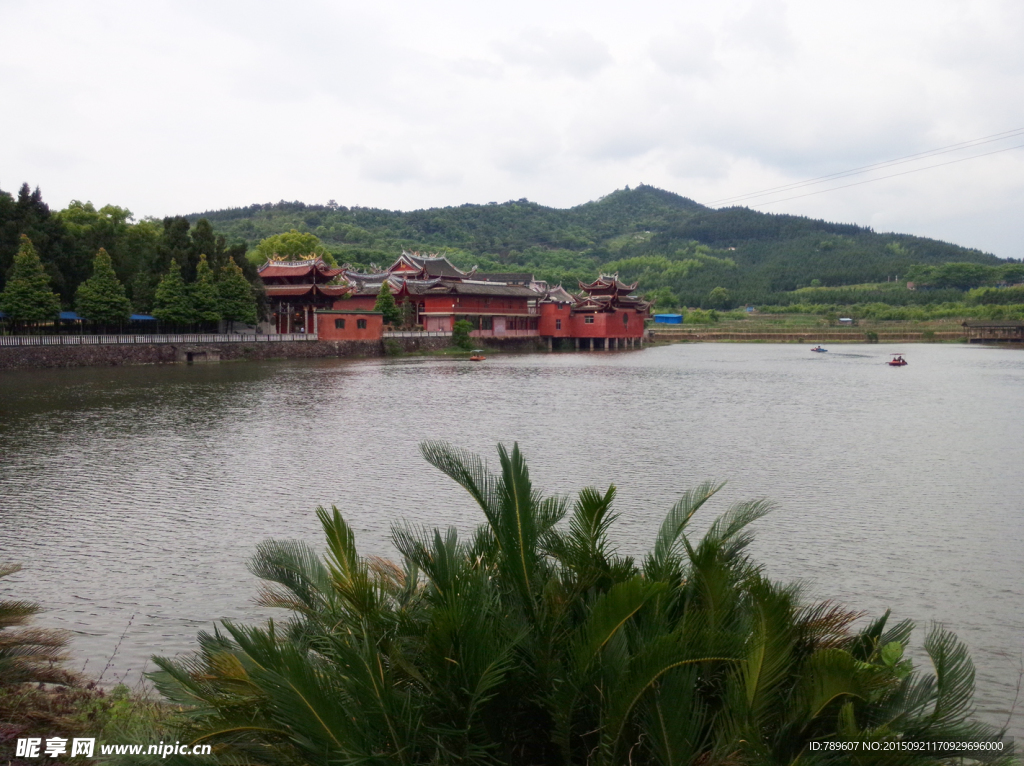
[1,343,1021,738]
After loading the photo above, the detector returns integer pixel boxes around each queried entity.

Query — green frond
[575,577,667,672]
[419,440,498,515]
[705,498,775,553]
[248,538,335,617]
[141,444,1001,766]
[922,624,977,729]
[603,633,735,765]
[646,480,725,579]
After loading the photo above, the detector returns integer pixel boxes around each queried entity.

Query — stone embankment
[0,339,379,371]
[0,335,549,371]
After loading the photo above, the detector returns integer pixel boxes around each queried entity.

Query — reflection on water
[1,344,1022,737]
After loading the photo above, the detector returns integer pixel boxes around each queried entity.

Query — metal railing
[382,331,452,338]
[0,333,318,347]
[469,329,539,338]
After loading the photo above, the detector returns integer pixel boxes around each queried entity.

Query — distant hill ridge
[187,185,1001,306]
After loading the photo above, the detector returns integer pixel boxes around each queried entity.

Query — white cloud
[649,27,720,78]
[1,0,1023,257]
[494,28,612,79]
[724,0,796,61]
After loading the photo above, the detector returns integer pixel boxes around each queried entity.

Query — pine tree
[0,235,61,326]
[218,257,258,329]
[152,258,195,328]
[75,248,132,327]
[191,254,221,327]
[374,280,401,326]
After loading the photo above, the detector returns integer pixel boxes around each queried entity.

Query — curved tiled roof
[265,284,352,298]
[387,252,473,279]
[258,259,345,280]
[579,276,639,293]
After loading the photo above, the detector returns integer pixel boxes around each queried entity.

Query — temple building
[339,253,540,336]
[539,276,650,349]
[258,258,350,334]
[257,251,650,347]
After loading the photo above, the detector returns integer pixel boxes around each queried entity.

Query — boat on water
[888,354,908,366]
[810,345,828,352]
[469,349,486,361]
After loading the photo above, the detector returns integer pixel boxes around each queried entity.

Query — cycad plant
[0,563,70,685]
[151,443,1011,765]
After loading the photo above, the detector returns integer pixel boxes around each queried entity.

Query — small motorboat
[810,345,828,352]
[469,349,486,361]
[888,354,908,366]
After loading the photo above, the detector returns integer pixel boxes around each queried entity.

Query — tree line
[0,235,258,332]
[0,183,261,332]
[185,184,1011,311]
[0,183,264,313]
[7,180,1020,325]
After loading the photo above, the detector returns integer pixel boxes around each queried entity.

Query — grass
[0,679,167,763]
[651,313,968,334]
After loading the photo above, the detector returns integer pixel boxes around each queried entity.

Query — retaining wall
[0,335,552,371]
[0,340,383,371]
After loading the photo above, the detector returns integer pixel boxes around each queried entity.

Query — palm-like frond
[644,480,725,581]
[0,563,71,685]
[248,538,335,616]
[148,445,1002,766]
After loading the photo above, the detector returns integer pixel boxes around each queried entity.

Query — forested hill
[188,184,1002,307]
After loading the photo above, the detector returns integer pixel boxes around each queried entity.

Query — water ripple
[1,345,1021,736]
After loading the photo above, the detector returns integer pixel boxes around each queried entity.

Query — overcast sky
[2,0,1022,258]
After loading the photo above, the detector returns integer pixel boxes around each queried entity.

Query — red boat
[888,354,907,366]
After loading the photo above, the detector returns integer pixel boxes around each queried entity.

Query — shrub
[150,444,1009,766]
[686,308,719,324]
[451,319,474,349]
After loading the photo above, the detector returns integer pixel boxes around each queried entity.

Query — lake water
[1,343,1022,738]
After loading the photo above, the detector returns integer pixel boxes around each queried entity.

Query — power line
[747,141,1024,208]
[709,126,1024,206]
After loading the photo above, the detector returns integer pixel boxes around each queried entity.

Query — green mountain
[187,185,1004,307]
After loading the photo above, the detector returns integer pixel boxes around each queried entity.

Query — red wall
[333,296,378,311]
[316,312,384,340]
[570,308,646,338]
[539,302,572,336]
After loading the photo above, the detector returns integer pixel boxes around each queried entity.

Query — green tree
[152,259,195,328]
[75,248,132,327]
[218,257,258,330]
[151,443,1007,766]
[707,285,731,309]
[373,280,401,326]
[451,318,473,349]
[399,298,416,329]
[249,229,337,267]
[191,254,221,327]
[648,286,678,310]
[0,185,78,303]
[0,235,61,327]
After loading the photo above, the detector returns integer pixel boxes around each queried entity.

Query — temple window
[357,319,367,329]
[335,318,346,329]
[584,316,594,324]
[555,319,561,330]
